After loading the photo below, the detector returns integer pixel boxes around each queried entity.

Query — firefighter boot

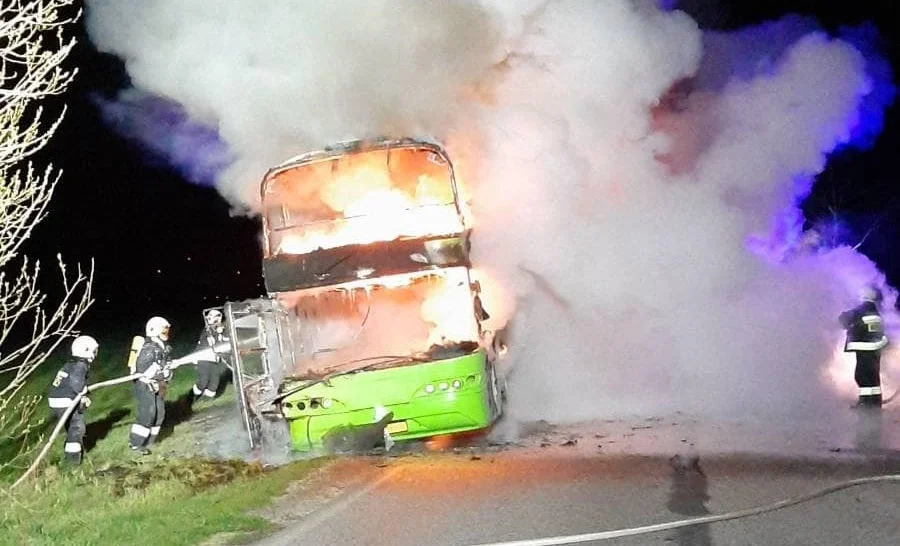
[851,397,883,409]
[63,442,83,464]
[856,385,883,408]
[191,384,203,403]
[130,445,152,455]
[858,395,883,408]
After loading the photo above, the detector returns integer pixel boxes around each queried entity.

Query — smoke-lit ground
[86,1,898,441]
[179,402,307,466]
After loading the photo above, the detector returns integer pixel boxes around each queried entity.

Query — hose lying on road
[10,373,142,490]
[469,473,900,546]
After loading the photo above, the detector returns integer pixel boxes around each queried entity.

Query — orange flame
[268,150,467,255]
[421,273,480,346]
[266,147,487,361]
[276,269,481,373]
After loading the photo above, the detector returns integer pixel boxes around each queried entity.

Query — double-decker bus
[223,138,506,452]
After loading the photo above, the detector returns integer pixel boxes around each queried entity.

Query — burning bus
[223,138,507,452]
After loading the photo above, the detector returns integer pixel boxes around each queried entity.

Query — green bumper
[280,350,493,451]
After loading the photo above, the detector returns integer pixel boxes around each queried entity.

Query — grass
[1,334,200,473]
[2,457,327,546]
[0,329,329,546]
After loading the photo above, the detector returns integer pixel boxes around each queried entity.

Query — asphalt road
[251,441,900,546]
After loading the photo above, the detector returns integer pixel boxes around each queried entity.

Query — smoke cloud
[85,0,502,210]
[86,1,897,428]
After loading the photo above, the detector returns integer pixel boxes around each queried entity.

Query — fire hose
[10,352,205,491]
[469,474,900,546]
[10,373,142,490]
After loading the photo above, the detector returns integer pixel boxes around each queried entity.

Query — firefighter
[129,316,173,453]
[840,286,889,408]
[191,309,229,402]
[47,335,99,464]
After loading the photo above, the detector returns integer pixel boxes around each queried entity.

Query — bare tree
[0,0,93,474]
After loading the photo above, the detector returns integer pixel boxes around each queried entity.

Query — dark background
[22,0,900,340]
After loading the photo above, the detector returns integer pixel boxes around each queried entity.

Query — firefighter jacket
[134,337,172,386]
[840,301,888,352]
[196,326,229,363]
[48,357,90,409]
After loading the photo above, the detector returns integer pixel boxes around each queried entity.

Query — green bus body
[280,350,494,451]
[225,139,506,453]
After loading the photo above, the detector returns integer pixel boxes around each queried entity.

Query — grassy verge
[1,332,231,473]
[3,457,327,546]
[1,331,327,546]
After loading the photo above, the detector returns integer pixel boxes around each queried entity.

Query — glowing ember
[424,434,459,451]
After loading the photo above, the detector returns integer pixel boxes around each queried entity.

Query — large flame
[421,274,480,346]
[266,147,492,366]
[269,150,468,255]
[276,269,481,375]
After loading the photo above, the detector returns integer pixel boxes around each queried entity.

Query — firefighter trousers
[130,382,165,448]
[853,350,882,406]
[52,407,86,464]
[192,360,220,399]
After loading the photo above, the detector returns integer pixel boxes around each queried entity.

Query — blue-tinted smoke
[737,21,895,262]
[91,90,233,186]
[657,0,678,11]
[693,15,822,92]
[834,23,897,152]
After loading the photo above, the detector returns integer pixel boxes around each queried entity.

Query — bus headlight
[438,382,449,391]
[424,384,436,394]
[451,380,462,389]
[321,398,334,409]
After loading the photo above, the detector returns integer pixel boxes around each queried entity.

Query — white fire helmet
[205,309,223,326]
[146,316,171,341]
[71,335,99,362]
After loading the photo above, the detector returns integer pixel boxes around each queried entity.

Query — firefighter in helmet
[840,286,889,408]
[191,309,229,402]
[129,316,173,453]
[48,335,99,464]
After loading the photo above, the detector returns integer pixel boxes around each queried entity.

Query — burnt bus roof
[260,136,452,200]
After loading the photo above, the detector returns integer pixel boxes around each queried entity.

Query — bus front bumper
[287,388,492,452]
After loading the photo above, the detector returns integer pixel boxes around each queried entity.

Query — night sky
[23,0,900,337]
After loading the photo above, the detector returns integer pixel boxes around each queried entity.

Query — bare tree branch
[0,0,92,482]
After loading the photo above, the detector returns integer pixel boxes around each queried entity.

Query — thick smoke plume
[87,1,897,428]
[86,0,501,210]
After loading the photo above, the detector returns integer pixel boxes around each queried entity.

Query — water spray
[168,341,232,370]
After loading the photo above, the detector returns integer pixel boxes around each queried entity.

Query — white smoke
[85,0,503,210]
[86,1,897,427]
[467,2,895,424]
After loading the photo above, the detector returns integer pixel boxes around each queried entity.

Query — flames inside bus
[223,139,505,453]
